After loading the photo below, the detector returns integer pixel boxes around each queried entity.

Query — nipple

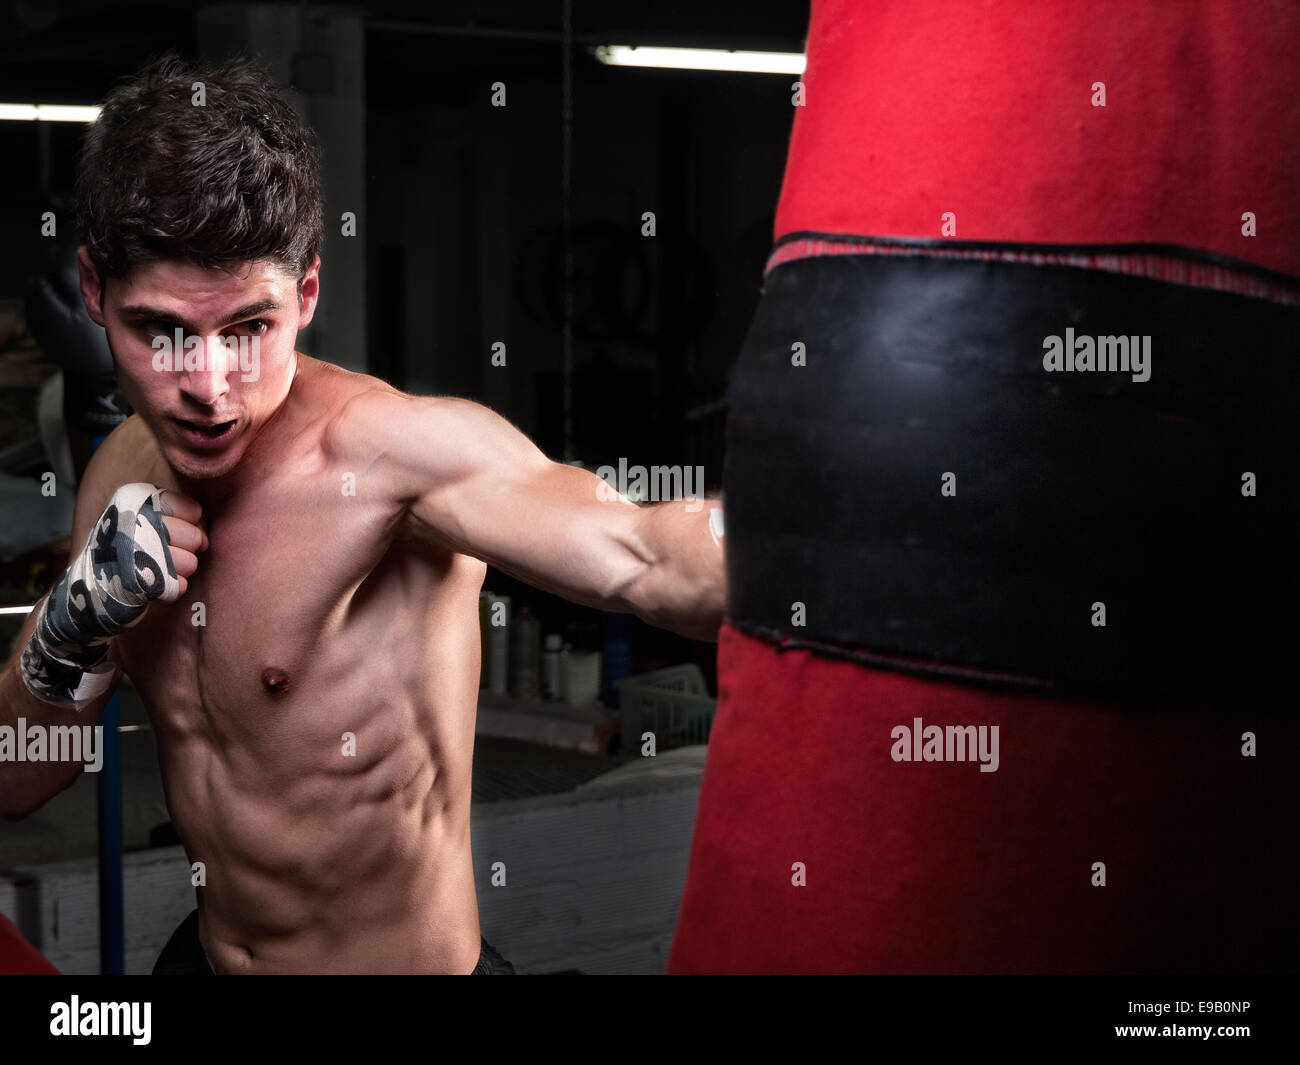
[261,667,291,695]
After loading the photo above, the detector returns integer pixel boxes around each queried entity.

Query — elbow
[607,519,724,639]
[602,528,657,618]
[607,565,656,624]
[664,605,723,642]
[621,566,724,641]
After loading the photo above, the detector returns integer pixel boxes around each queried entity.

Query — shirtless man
[0,56,724,974]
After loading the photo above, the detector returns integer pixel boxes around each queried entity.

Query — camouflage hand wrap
[20,483,180,711]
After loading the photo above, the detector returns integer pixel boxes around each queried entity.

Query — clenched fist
[20,483,208,710]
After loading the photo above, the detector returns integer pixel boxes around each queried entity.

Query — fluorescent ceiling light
[0,605,35,615]
[0,103,101,122]
[592,46,805,75]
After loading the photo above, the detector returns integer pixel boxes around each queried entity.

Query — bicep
[67,416,136,553]
[385,397,650,608]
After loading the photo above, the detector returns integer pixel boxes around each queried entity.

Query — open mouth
[173,417,238,446]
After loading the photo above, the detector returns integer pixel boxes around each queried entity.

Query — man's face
[78,251,320,480]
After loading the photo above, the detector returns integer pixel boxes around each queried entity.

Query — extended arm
[337,391,725,640]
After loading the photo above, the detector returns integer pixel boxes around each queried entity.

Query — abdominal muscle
[118,518,489,974]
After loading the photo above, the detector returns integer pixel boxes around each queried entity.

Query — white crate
[615,665,717,750]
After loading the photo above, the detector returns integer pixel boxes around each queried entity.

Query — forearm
[0,601,116,820]
[625,498,726,641]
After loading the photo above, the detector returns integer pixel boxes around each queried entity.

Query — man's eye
[221,320,269,339]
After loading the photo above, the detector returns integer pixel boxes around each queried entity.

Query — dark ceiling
[0,0,811,101]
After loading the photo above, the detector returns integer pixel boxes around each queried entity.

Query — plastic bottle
[562,619,602,705]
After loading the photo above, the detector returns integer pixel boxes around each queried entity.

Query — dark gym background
[0,2,809,973]
[0,0,809,685]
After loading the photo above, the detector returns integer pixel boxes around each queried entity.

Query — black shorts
[152,909,516,975]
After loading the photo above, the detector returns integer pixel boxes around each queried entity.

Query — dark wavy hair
[77,53,323,286]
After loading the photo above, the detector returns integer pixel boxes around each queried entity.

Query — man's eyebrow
[118,299,283,324]
[222,300,283,322]
[118,305,185,322]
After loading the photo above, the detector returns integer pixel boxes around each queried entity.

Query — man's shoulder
[317,364,405,456]
[321,371,486,459]
[68,414,161,546]
[87,414,162,489]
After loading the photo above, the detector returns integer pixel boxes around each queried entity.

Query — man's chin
[164,443,244,480]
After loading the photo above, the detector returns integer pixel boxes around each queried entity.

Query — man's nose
[178,335,234,405]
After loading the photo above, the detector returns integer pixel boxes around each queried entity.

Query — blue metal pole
[95,694,124,974]
[89,432,124,975]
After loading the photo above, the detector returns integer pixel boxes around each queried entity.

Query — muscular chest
[118,467,402,717]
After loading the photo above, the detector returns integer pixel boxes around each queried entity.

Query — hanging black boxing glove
[26,246,132,439]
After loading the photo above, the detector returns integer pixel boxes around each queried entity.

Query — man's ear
[296,255,321,328]
[76,246,106,326]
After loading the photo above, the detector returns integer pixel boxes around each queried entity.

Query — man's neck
[171,352,304,508]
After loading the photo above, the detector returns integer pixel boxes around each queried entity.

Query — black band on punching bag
[723,243,1298,706]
